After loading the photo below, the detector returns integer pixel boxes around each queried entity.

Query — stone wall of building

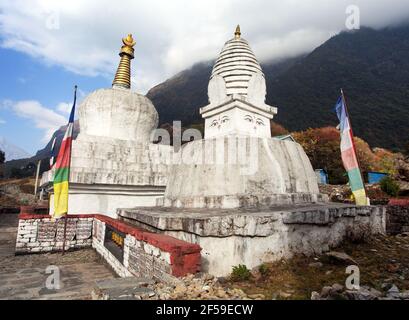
[15,209,201,282]
[387,199,409,235]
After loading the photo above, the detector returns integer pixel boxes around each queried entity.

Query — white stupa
[117,27,383,277]
[204,25,277,139]
[162,26,326,209]
[41,34,172,217]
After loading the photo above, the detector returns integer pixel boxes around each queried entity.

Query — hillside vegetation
[147,25,409,151]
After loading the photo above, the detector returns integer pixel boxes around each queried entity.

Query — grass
[226,234,409,300]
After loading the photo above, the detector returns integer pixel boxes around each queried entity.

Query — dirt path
[0,214,116,300]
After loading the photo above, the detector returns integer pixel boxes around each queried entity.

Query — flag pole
[61,215,68,255]
[340,88,369,205]
[62,85,77,255]
[34,159,42,197]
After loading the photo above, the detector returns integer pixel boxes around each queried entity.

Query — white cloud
[56,102,71,114]
[17,77,27,84]
[10,100,67,142]
[1,0,409,93]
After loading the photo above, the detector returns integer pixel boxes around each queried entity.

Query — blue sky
[1,0,408,157]
[0,45,109,154]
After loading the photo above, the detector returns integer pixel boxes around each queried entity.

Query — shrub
[0,149,5,164]
[258,263,270,276]
[345,223,372,244]
[380,176,400,197]
[292,127,387,184]
[231,264,251,282]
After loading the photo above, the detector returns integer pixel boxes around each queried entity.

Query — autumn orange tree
[292,127,387,184]
[270,121,289,137]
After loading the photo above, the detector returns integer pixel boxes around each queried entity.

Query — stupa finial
[234,25,241,39]
[123,34,136,48]
[112,34,136,89]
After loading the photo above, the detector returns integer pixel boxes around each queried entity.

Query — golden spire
[112,34,136,89]
[234,25,241,39]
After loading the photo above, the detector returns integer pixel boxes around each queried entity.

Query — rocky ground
[93,232,409,300]
[92,274,253,300]
[222,233,409,300]
[311,282,409,300]
[319,184,391,204]
[146,274,252,300]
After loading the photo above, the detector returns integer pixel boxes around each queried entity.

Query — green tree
[380,176,400,197]
[0,149,4,178]
[404,141,409,158]
[0,149,4,164]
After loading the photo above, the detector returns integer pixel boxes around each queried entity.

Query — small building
[367,171,388,184]
[315,169,329,184]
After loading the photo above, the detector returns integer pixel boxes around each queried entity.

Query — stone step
[92,277,156,300]
[95,277,154,289]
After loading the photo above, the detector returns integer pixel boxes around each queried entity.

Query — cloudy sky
[0,0,408,155]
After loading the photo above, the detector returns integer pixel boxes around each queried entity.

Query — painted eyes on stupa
[244,115,264,126]
[210,116,230,128]
[244,115,253,122]
[221,116,229,124]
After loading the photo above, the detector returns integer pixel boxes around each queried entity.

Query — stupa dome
[208,25,266,105]
[78,88,158,142]
[78,34,159,142]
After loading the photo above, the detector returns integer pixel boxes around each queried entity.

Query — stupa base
[118,203,385,276]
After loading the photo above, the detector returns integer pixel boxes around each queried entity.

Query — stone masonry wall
[15,210,201,282]
[387,199,409,235]
[93,215,201,282]
[92,218,133,278]
[16,215,93,254]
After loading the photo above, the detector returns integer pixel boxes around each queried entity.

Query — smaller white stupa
[203,25,277,139]
[162,26,326,209]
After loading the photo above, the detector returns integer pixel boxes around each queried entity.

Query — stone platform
[41,135,172,218]
[118,204,386,276]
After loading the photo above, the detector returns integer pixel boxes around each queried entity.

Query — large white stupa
[41,35,172,217]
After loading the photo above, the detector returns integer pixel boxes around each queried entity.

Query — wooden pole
[61,215,68,255]
[61,85,77,255]
[34,159,42,197]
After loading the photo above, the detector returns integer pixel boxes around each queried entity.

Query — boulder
[325,251,358,265]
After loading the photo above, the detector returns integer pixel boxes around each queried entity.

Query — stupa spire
[112,34,136,89]
[234,25,241,39]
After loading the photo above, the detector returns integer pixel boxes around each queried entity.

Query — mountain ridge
[147,25,409,151]
[0,137,31,161]
[2,25,409,178]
